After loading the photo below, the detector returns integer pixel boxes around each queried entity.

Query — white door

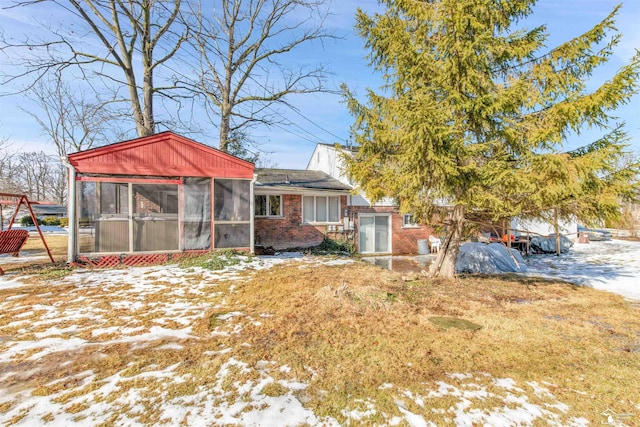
[358,214,391,254]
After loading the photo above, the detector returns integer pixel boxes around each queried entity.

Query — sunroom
[66,132,254,264]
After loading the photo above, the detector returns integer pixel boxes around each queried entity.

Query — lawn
[0,233,68,272]
[0,249,638,426]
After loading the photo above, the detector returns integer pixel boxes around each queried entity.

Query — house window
[402,214,419,228]
[302,195,340,223]
[255,195,281,217]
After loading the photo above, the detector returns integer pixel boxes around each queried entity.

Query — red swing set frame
[0,193,55,275]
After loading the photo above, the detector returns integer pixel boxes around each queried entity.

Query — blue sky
[1,0,638,169]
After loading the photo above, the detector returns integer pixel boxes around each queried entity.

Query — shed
[66,132,255,264]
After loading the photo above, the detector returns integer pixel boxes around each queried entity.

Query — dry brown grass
[0,256,638,425]
[20,233,68,254]
[197,263,640,424]
[0,233,68,273]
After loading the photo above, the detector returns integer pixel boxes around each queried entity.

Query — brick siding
[349,205,434,255]
[254,194,435,254]
[254,194,348,249]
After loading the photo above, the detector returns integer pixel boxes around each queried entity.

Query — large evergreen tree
[343,0,640,277]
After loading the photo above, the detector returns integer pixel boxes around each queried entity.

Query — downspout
[60,157,77,264]
[250,173,256,254]
[347,193,352,239]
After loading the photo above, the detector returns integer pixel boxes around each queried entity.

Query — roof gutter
[253,186,351,196]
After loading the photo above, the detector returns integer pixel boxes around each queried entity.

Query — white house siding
[511,217,578,238]
[307,145,346,183]
[307,144,395,207]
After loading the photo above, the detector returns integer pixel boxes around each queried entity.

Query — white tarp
[510,216,577,237]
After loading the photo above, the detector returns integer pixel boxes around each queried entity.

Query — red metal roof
[68,132,254,179]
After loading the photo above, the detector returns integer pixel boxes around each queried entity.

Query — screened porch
[76,177,251,255]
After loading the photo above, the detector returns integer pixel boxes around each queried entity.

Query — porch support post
[178,180,185,251]
[128,183,134,253]
[62,158,77,264]
[210,179,215,250]
[249,174,256,253]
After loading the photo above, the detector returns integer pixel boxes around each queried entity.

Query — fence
[603,228,640,238]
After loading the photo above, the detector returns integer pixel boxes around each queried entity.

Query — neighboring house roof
[31,204,67,216]
[68,131,254,179]
[255,169,352,192]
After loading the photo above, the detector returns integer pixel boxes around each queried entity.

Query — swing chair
[0,193,55,275]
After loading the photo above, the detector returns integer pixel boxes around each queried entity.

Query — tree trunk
[219,107,230,152]
[554,208,561,257]
[430,205,465,278]
[141,70,154,137]
[141,4,154,138]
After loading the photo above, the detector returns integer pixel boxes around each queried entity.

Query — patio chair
[428,235,442,253]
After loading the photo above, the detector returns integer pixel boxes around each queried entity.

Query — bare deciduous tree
[1,0,188,138]
[48,161,67,205]
[23,75,116,157]
[186,0,335,152]
[18,152,52,201]
[0,138,23,195]
[0,137,12,178]
[1,151,67,204]
[224,128,278,167]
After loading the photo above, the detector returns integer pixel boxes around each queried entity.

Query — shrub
[177,249,253,270]
[19,215,42,226]
[41,216,61,226]
[39,266,74,280]
[59,217,69,227]
[308,237,356,256]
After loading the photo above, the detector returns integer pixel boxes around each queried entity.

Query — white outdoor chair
[428,235,442,253]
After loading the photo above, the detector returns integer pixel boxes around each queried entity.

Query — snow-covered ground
[0,243,638,426]
[525,240,640,301]
[5,225,68,234]
[364,240,640,302]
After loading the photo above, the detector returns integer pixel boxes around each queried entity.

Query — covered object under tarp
[455,242,528,274]
[65,132,255,264]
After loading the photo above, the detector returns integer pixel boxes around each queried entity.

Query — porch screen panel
[215,224,250,248]
[214,179,251,248]
[184,178,211,250]
[77,181,129,253]
[132,184,179,252]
